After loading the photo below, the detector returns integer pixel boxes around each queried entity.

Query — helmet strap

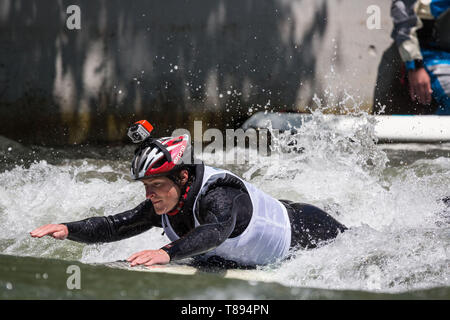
[165,169,193,216]
[166,185,190,216]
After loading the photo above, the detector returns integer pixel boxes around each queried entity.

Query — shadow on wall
[0,0,329,145]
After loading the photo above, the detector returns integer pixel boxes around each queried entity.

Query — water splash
[0,109,449,293]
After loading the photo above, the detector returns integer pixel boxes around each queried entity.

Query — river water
[0,112,449,299]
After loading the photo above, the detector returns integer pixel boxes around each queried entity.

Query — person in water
[391,0,450,114]
[30,132,347,268]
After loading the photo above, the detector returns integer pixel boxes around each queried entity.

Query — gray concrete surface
[0,0,407,145]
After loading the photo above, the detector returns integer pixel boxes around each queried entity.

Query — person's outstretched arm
[30,200,159,244]
[126,188,252,267]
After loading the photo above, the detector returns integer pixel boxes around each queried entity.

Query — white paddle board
[100,261,276,283]
[241,112,450,142]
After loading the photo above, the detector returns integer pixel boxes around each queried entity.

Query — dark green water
[0,254,449,300]
[1,127,449,300]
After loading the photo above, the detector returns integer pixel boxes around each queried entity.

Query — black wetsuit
[63,164,347,266]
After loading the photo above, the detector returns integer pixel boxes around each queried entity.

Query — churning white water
[0,110,449,294]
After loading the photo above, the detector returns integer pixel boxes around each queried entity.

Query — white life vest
[161,165,291,265]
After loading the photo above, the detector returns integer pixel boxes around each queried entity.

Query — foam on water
[0,110,449,294]
[0,159,168,262]
[195,110,449,293]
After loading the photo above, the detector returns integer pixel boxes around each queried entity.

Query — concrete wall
[0,0,406,145]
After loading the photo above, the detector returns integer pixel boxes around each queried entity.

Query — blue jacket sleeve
[391,0,424,62]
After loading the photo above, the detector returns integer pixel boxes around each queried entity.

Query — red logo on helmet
[173,145,186,164]
[142,136,188,177]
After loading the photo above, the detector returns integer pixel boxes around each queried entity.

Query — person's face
[142,176,180,215]
[141,170,188,215]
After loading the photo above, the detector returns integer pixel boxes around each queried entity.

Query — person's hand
[30,224,69,240]
[408,68,433,105]
[127,249,170,267]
